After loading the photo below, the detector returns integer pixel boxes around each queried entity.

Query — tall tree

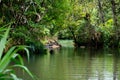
[111,0,118,27]
[110,0,119,40]
[97,0,105,24]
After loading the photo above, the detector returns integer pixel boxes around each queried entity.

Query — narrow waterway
[16,41,120,80]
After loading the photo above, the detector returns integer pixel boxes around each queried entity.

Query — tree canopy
[0,0,120,48]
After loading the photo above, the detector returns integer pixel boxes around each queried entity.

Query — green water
[16,40,120,80]
[58,40,74,47]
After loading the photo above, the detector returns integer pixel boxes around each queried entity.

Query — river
[16,40,120,80]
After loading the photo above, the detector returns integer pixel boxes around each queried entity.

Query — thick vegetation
[1,0,120,51]
[59,0,120,48]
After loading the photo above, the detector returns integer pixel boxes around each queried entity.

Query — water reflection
[17,48,120,80]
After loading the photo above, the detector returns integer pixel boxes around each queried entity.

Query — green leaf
[12,65,34,79]
[0,26,10,59]
[3,69,13,74]
[0,45,29,73]
[24,47,30,62]
[10,73,20,80]
[0,46,16,73]
[12,54,24,65]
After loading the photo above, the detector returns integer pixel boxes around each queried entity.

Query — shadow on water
[15,47,120,80]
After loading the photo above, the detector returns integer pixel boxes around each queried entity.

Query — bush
[26,40,45,54]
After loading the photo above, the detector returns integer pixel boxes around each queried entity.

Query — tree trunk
[111,0,118,27]
[111,0,119,46]
[98,0,105,24]
[68,26,77,43]
[111,0,119,40]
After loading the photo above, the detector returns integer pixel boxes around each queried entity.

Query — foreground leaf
[0,26,10,59]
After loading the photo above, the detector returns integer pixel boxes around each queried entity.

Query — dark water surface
[17,47,120,80]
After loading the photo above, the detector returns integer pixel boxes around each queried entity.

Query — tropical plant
[0,26,34,80]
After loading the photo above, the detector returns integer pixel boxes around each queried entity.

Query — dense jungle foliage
[0,0,120,51]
